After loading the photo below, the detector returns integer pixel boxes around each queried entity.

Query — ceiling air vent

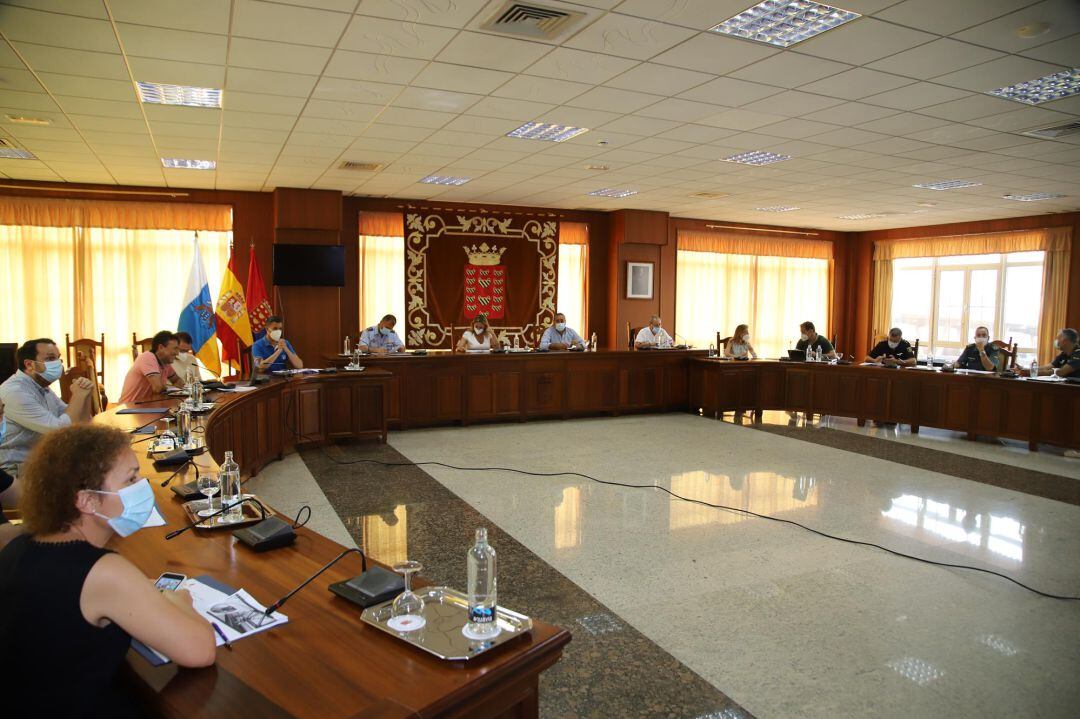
[339,161,383,171]
[1021,120,1080,139]
[481,2,586,41]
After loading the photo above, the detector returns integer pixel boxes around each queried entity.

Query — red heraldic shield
[464,264,506,319]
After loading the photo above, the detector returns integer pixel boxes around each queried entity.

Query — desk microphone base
[329,566,405,608]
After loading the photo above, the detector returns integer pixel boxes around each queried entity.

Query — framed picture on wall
[626,262,654,299]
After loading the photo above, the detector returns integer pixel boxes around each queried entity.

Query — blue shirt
[252,336,297,373]
[540,326,584,350]
[359,326,404,352]
[0,371,70,471]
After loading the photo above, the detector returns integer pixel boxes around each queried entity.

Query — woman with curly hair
[0,423,215,717]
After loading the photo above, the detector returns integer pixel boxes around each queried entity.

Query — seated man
[865,327,916,367]
[358,314,404,354]
[119,330,183,405]
[252,315,303,373]
[795,321,836,360]
[954,326,998,371]
[634,316,673,350]
[540,313,585,350]
[0,338,93,474]
[172,331,201,382]
[1034,328,1080,378]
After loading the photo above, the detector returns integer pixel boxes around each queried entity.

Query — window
[358,211,405,342]
[889,252,1044,363]
[676,251,830,358]
[557,222,589,335]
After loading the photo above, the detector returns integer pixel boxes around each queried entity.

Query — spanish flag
[216,247,253,366]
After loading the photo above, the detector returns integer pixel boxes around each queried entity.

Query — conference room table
[94,372,572,719]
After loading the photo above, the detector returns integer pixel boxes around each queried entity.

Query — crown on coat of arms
[463,242,506,266]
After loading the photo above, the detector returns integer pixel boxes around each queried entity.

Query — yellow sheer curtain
[558,222,588,334]
[676,251,830,358]
[358,212,406,337]
[0,198,232,399]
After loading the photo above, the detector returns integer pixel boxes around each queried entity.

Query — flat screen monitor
[273,244,345,287]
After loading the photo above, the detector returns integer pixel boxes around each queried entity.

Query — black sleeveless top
[0,535,135,717]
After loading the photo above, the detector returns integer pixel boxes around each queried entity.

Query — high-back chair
[715,332,732,353]
[131,332,154,360]
[0,342,17,385]
[65,333,106,389]
[627,322,640,350]
[991,337,1018,371]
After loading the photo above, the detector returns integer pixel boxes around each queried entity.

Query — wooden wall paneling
[758,365,785,409]
[324,381,356,439]
[566,358,618,413]
[943,383,970,429]
[296,384,325,443]
[785,367,811,411]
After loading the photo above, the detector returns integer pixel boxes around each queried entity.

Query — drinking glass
[389,560,425,631]
[197,472,220,518]
[159,417,177,448]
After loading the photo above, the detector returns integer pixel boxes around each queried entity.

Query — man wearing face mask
[540,312,585,350]
[634,315,673,350]
[119,330,185,405]
[795,321,836,360]
[0,397,22,549]
[865,327,916,367]
[172,331,201,382]
[955,326,998,371]
[358,314,404,354]
[252,315,304,373]
[1033,327,1080,378]
[0,338,93,475]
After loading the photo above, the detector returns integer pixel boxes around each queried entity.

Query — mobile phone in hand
[155,572,186,591]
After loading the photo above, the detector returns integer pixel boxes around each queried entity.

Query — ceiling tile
[313,77,403,105]
[129,57,226,88]
[323,50,426,85]
[856,112,951,135]
[917,93,1019,121]
[932,55,1064,93]
[14,44,128,81]
[866,39,1006,81]
[678,76,782,106]
[225,90,308,115]
[597,115,680,136]
[117,24,228,65]
[467,96,555,121]
[226,67,318,97]
[636,97,728,122]
[36,73,134,102]
[109,0,230,33]
[604,63,714,95]
[355,0,489,27]
[874,0,1031,35]
[657,124,736,143]
[862,83,971,110]
[730,53,853,89]
[393,86,483,113]
[1018,33,1080,65]
[567,86,664,113]
[650,32,778,75]
[525,47,638,85]
[411,63,514,95]
[1,6,118,53]
[228,38,332,76]
[799,68,914,100]
[741,91,845,118]
[613,0,749,30]
[563,13,697,60]
[799,101,899,125]
[756,118,843,140]
[494,75,591,104]
[339,16,457,59]
[375,106,455,129]
[697,108,787,131]
[302,99,384,121]
[436,32,552,73]
[951,0,1080,54]
[965,106,1076,132]
[0,67,46,93]
[795,18,936,65]
[233,0,350,47]
[144,105,221,126]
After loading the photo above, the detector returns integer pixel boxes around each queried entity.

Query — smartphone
[155,572,186,591]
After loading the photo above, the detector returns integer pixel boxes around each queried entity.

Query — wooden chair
[626,322,640,350]
[991,337,1018,371]
[131,332,154,360]
[912,339,920,359]
[0,342,17,384]
[715,333,732,353]
[65,333,105,389]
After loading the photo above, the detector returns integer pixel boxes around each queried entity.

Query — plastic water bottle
[925,352,933,370]
[708,343,715,358]
[220,451,242,522]
[192,376,204,406]
[1030,359,1038,378]
[590,332,597,352]
[466,527,498,637]
[344,335,350,355]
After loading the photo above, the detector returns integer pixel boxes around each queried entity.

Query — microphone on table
[263,547,405,615]
[128,409,174,434]
[673,332,692,348]
[165,496,268,540]
[159,456,201,487]
[165,496,300,552]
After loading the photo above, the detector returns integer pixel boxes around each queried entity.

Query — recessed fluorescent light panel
[5,115,52,126]
[137,81,222,108]
[161,158,215,169]
[913,180,982,191]
[755,205,799,212]
[723,150,792,166]
[988,68,1080,105]
[710,0,861,48]
[837,213,887,220]
[420,175,470,185]
[0,148,36,159]
[1003,192,1065,201]
[507,121,588,142]
[588,188,638,198]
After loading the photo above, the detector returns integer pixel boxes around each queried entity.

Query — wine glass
[197,472,220,519]
[388,560,425,632]
[159,417,177,449]
[1052,367,1062,382]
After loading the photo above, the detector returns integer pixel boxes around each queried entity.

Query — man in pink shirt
[119,330,185,405]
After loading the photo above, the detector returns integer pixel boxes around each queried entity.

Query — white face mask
[268,329,282,342]
[474,326,484,334]
[177,351,191,361]
[975,335,987,345]
[887,340,899,349]
[1055,339,1062,351]
[800,333,809,342]
[743,334,750,342]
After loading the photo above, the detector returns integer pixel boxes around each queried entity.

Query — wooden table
[688,358,1080,451]
[323,349,708,429]
[96,373,571,718]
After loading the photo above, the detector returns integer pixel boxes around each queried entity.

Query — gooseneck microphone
[263,548,366,615]
[264,547,407,614]
[160,457,201,488]
[165,497,268,540]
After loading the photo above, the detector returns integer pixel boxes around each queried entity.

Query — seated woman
[725,324,758,359]
[456,314,498,352]
[0,424,216,716]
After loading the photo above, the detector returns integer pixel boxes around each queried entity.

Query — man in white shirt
[0,338,93,473]
[358,314,405,354]
[173,331,201,382]
[539,313,585,350]
[634,316,673,350]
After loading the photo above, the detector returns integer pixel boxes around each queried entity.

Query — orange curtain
[677,229,833,260]
[873,226,1070,261]
[359,211,404,237]
[558,222,589,334]
[0,197,231,231]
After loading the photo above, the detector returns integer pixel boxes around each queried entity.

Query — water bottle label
[468,605,494,624]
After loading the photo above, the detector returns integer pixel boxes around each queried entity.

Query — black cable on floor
[281,405,1080,602]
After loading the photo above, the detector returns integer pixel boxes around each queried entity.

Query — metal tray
[361,586,532,661]
[180,494,272,530]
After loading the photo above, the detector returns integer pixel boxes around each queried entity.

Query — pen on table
[211,622,232,650]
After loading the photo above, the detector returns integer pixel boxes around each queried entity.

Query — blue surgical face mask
[91,478,158,538]
[38,359,63,384]
[379,326,392,337]
[0,417,6,443]
[651,325,660,334]
[555,322,566,332]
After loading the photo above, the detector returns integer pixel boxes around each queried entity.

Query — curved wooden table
[688,358,1080,451]
[95,372,571,719]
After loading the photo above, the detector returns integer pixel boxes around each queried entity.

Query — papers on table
[117,407,171,414]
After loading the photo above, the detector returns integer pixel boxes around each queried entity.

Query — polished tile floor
[382,414,1080,719]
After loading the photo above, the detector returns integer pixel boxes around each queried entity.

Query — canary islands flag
[178,235,221,375]
[217,246,254,365]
